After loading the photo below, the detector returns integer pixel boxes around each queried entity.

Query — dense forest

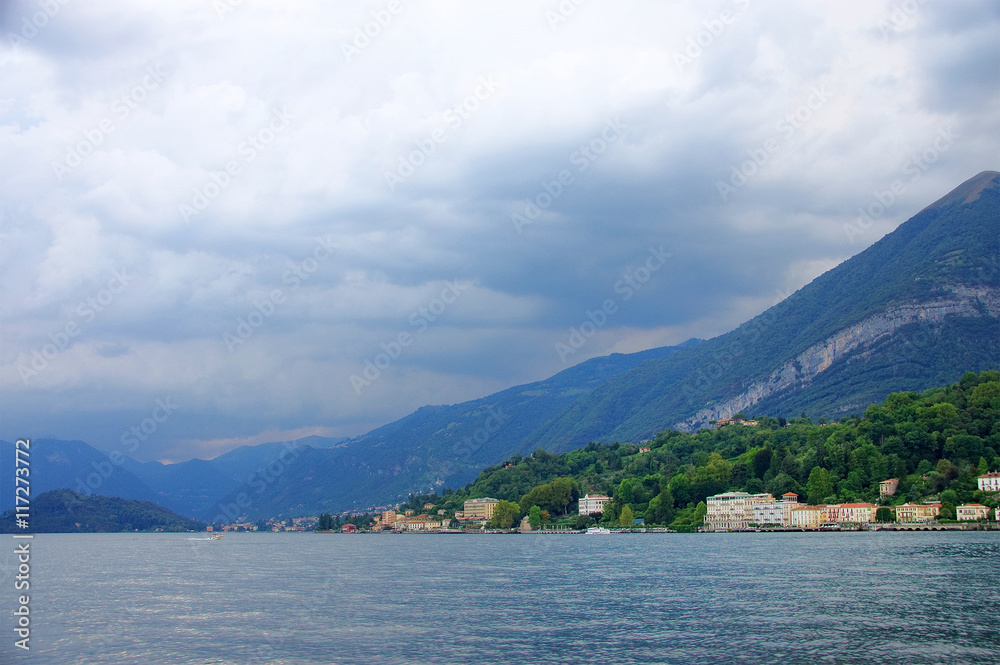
[402,371,1000,530]
[0,489,206,533]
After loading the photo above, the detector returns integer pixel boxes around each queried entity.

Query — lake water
[2,531,998,665]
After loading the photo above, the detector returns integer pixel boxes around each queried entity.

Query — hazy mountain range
[5,171,998,521]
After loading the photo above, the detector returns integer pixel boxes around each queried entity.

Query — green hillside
[0,489,207,533]
[410,371,1000,529]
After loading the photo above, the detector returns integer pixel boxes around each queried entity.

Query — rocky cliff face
[675,284,1000,430]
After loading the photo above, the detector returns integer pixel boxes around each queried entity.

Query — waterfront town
[211,472,1000,533]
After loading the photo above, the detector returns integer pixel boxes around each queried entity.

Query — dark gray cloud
[1,0,997,461]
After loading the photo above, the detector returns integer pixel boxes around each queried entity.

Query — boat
[585,526,612,535]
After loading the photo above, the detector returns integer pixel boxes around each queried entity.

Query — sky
[1,0,998,463]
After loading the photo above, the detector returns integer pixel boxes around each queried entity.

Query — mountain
[0,438,159,513]
[410,371,1000,529]
[0,489,206,533]
[223,167,998,517]
[0,343,697,520]
[13,173,997,519]
[0,437,336,520]
[521,171,1000,450]
[206,340,701,519]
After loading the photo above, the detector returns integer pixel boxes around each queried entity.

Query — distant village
[209,472,1000,534]
[703,470,999,531]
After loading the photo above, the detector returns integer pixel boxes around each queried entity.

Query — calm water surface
[2,531,998,664]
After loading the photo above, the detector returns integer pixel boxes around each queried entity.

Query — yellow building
[463,497,499,520]
[895,502,941,523]
[838,503,877,523]
[790,506,823,528]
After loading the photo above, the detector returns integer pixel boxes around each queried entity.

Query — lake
[2,531,998,664]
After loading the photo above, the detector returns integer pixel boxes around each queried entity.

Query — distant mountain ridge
[9,172,998,518]
[0,338,699,518]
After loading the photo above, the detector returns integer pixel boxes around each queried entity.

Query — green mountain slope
[414,371,1000,529]
[0,489,206,533]
[523,171,1000,450]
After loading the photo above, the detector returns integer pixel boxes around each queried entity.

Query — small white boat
[585,526,612,535]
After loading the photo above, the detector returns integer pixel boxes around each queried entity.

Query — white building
[579,494,611,515]
[977,472,1000,492]
[751,493,801,527]
[706,492,775,531]
[956,504,990,521]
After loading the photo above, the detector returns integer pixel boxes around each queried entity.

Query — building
[977,472,1000,492]
[956,504,990,521]
[790,505,824,528]
[579,494,611,516]
[751,493,801,527]
[879,478,899,499]
[896,502,941,523]
[397,516,443,531]
[705,492,775,531]
[463,497,499,521]
[381,510,397,527]
[821,504,842,524]
[838,503,878,524]
[341,524,357,533]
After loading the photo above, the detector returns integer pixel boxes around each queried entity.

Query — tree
[647,488,675,525]
[520,477,578,515]
[875,507,894,523]
[529,505,542,529]
[575,514,593,529]
[753,448,773,479]
[693,501,707,526]
[490,500,521,529]
[619,504,634,527]
[806,466,835,505]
